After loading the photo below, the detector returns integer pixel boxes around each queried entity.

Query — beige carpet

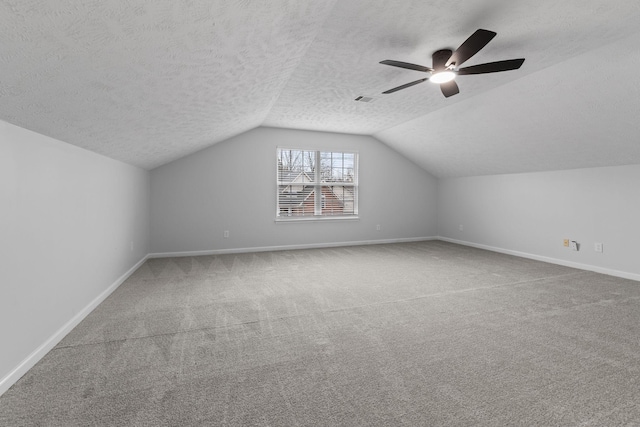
[1,241,639,426]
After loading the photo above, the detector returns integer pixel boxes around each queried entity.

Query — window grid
[277,148,358,219]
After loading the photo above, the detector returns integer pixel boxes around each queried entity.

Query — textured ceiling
[2,0,640,176]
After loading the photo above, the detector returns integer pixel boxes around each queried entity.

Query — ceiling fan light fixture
[430,71,456,84]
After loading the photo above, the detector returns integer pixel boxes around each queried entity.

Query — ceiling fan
[380,29,524,98]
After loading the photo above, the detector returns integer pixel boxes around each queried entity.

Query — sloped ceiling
[2,0,640,176]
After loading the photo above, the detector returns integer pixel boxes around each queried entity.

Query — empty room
[2,1,640,425]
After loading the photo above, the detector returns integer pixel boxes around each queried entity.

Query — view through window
[277,148,358,219]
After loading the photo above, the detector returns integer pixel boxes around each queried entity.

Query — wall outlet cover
[563,239,570,247]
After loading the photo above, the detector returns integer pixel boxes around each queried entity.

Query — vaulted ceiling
[2,1,640,176]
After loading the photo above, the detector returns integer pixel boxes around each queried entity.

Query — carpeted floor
[1,241,640,426]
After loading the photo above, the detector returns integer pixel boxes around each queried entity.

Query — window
[277,148,358,219]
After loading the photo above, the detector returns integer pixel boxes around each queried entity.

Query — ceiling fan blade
[446,29,497,67]
[440,80,459,98]
[380,60,433,73]
[432,49,453,71]
[457,58,525,75]
[382,78,429,94]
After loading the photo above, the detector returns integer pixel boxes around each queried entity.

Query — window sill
[275,216,359,223]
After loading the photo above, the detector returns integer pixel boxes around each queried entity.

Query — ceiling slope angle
[0,0,338,169]
[375,30,640,178]
[2,0,640,172]
[263,0,640,140]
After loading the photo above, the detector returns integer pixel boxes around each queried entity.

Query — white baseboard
[0,254,149,397]
[148,236,437,258]
[437,236,640,282]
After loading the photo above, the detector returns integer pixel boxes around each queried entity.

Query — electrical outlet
[223,230,229,238]
[459,224,463,231]
[563,239,569,247]
[376,224,381,231]
[570,240,579,251]
[594,242,603,253]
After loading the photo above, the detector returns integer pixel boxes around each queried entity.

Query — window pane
[278,185,315,216]
[321,185,356,215]
[278,149,303,182]
[320,152,332,182]
[320,151,356,183]
[303,151,315,174]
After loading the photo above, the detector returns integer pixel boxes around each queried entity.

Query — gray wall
[437,165,640,279]
[0,120,150,392]
[150,127,437,253]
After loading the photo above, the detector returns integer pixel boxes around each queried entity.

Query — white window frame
[276,148,359,221]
